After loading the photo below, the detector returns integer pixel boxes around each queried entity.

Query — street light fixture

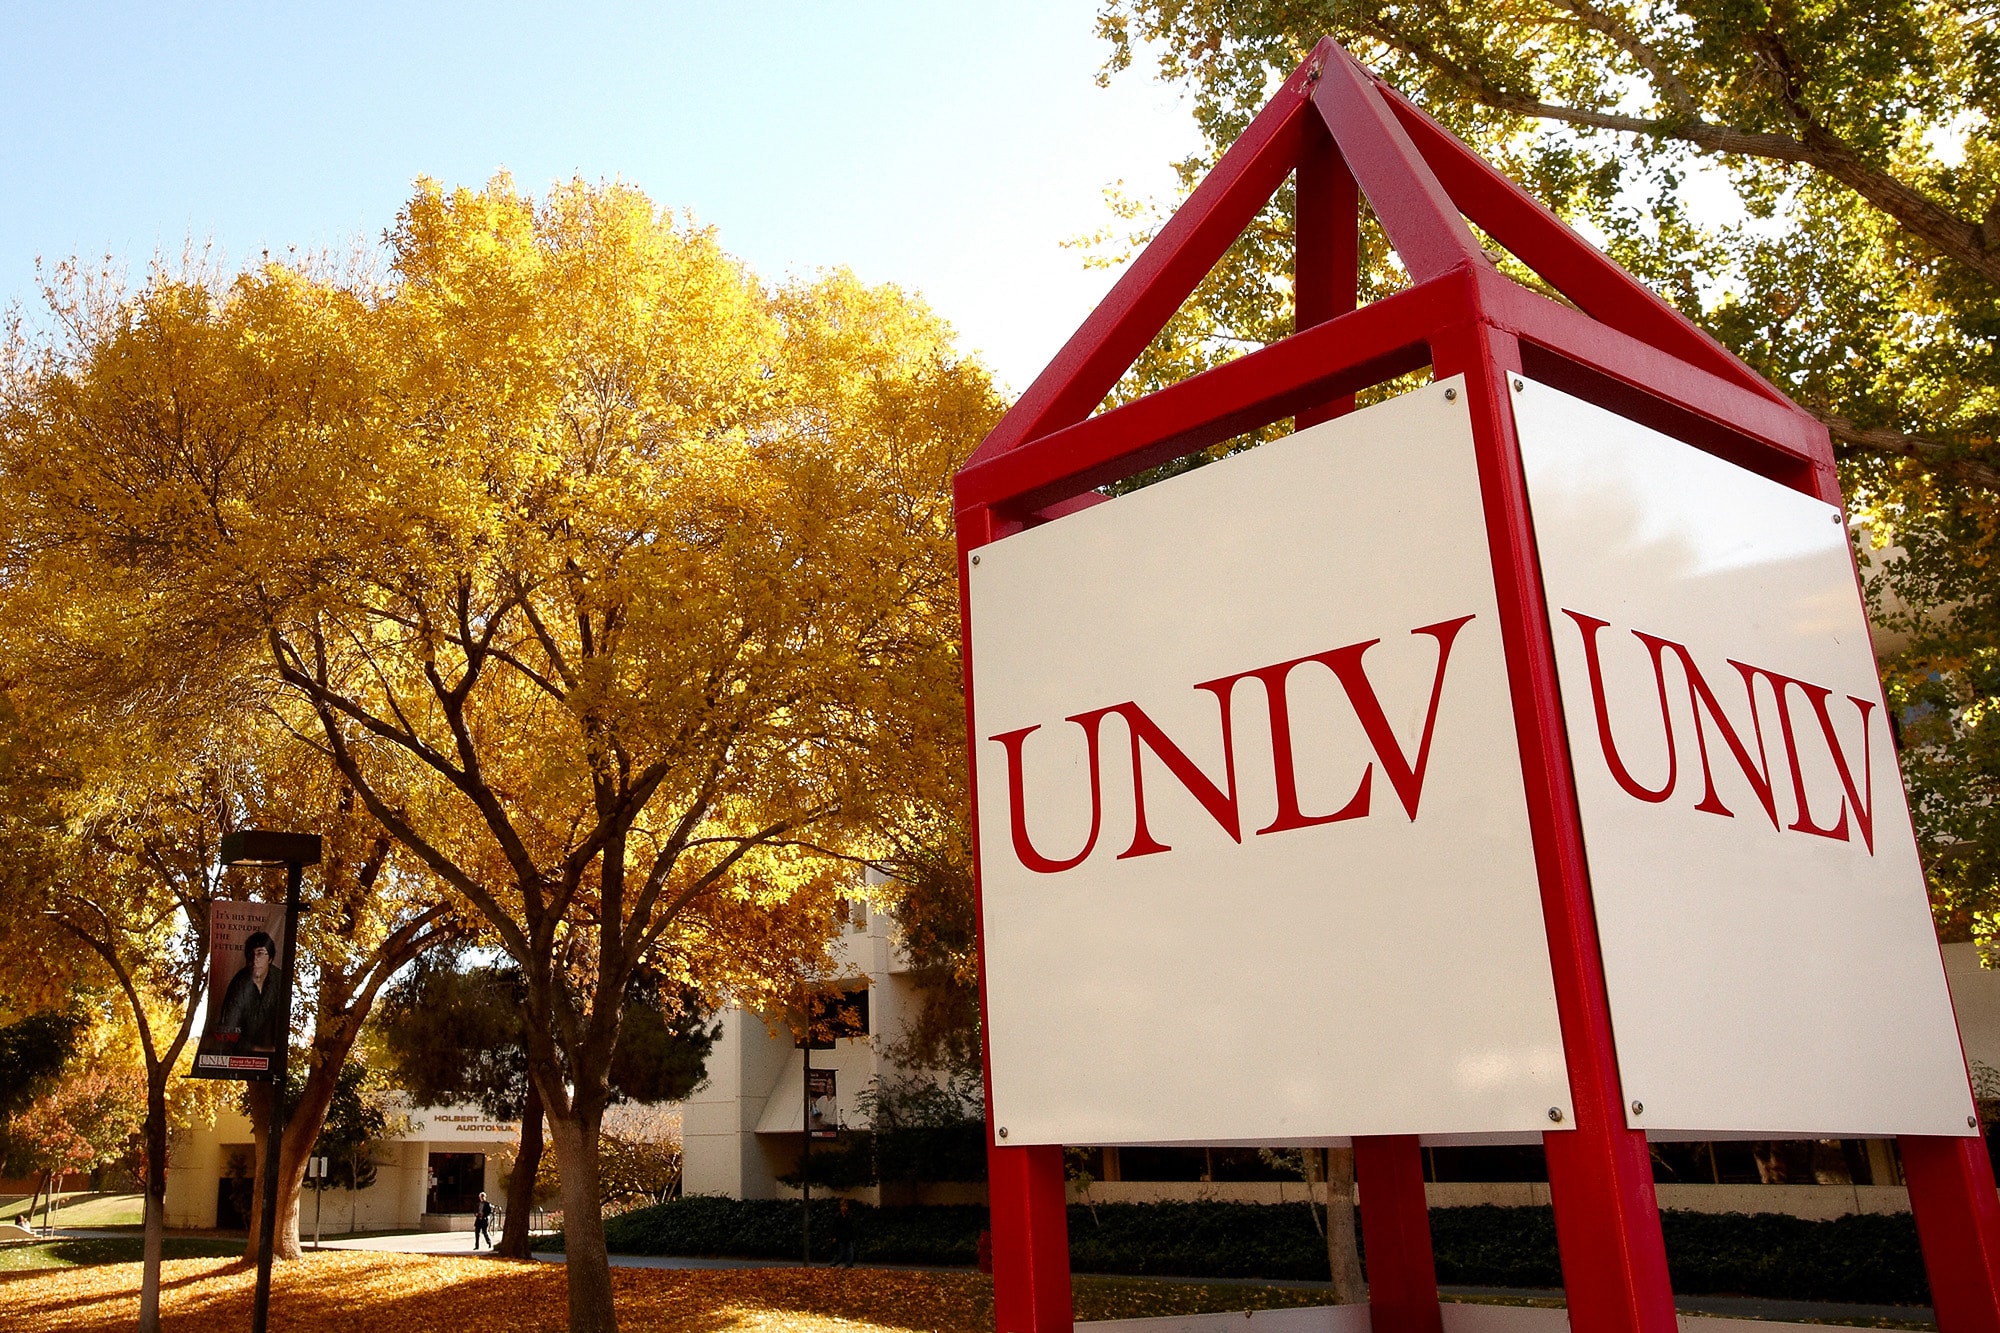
[219,830,320,1333]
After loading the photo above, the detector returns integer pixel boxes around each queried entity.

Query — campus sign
[957,37,2000,1333]
[1515,381,1969,1138]
[969,378,1569,1147]
[968,372,1969,1149]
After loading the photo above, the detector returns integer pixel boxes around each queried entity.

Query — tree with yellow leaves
[1,177,996,1332]
[0,676,233,1333]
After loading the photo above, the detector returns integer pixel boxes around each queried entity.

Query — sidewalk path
[533,1251,802,1270]
[320,1230,546,1256]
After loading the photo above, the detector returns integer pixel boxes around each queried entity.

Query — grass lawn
[0,1238,243,1271]
[0,1192,145,1229]
[0,1249,1333,1331]
[48,1193,144,1228]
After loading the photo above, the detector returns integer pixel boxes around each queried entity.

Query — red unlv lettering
[1563,610,1877,852]
[990,616,1474,874]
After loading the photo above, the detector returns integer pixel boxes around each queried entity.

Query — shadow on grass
[0,1251,1341,1333]
[0,1237,243,1271]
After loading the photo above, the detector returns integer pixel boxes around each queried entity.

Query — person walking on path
[474,1192,494,1250]
[831,1199,857,1268]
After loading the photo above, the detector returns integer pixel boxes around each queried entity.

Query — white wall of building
[681,878,937,1200]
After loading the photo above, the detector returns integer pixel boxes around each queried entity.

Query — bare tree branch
[1817,411,2000,491]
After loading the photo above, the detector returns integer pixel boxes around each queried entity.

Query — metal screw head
[971,554,981,565]
[1630,1100,1644,1116]
[1444,387,1458,402]
[1547,1106,1564,1123]
[1971,1115,1980,1129]
[997,1126,1008,1138]
[1513,377,1525,391]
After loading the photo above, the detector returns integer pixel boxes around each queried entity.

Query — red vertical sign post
[954,37,2000,1333]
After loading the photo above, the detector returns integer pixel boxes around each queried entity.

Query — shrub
[548,1197,1933,1306]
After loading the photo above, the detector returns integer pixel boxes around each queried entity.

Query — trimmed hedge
[580,1196,988,1268]
[553,1199,1930,1305]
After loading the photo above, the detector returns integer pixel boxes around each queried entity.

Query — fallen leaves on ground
[0,1253,983,1333]
[0,1250,1333,1331]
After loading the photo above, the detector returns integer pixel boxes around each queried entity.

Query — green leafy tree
[312,1060,388,1196]
[0,1011,84,1124]
[374,958,538,1254]
[373,956,716,1257]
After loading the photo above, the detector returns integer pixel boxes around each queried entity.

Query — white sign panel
[968,377,1572,1147]
[1516,378,1975,1138]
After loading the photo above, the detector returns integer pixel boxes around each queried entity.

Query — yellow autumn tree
[0,259,466,1274]
[1,177,997,1333]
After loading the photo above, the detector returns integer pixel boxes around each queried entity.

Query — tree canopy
[0,174,994,1332]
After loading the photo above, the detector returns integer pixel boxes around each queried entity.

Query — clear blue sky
[0,2,1198,394]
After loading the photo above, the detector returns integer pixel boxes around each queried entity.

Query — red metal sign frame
[954,37,2000,1333]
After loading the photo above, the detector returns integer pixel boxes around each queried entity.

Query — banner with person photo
[191,900,289,1080]
[806,1067,837,1139]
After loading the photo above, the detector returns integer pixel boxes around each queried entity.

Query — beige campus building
[165,1100,520,1233]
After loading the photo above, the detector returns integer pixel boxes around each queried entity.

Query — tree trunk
[139,1074,170,1333]
[274,1055,344,1258]
[1326,1146,1366,1303]
[243,1082,272,1260]
[549,1106,618,1333]
[496,1080,544,1259]
[241,1043,351,1261]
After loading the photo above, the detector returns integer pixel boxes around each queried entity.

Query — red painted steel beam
[1377,80,1790,410]
[965,42,1333,469]
[1469,268,1834,490]
[1439,320,1678,1333]
[954,272,1463,517]
[988,1143,1073,1333]
[1294,115,1360,429]
[1309,46,1487,284]
[1355,1136,1443,1333]
[1902,1134,2000,1333]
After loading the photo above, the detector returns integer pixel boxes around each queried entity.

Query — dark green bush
[1662,1210,1927,1305]
[1065,1202,1328,1279]
[1429,1204,1562,1287]
[876,1123,986,1183]
[553,1198,1932,1306]
[778,1132,878,1191]
[553,1196,989,1266]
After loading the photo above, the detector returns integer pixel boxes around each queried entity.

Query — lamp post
[801,1039,812,1266]
[219,830,320,1333]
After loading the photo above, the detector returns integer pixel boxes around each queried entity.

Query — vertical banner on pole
[191,900,291,1081]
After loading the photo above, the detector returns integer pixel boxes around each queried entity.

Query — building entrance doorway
[426,1151,485,1214]
[215,1145,255,1230]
